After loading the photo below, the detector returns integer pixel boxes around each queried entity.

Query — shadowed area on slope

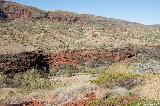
[0,50,50,77]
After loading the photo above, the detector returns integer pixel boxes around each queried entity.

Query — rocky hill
[1,0,160,106]
[0,0,160,74]
[0,0,160,54]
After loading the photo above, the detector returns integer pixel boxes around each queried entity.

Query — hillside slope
[0,0,160,54]
[1,1,160,106]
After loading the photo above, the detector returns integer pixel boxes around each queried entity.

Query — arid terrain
[0,0,160,106]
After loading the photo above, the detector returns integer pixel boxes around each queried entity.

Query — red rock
[1,47,136,76]
[63,92,96,106]
[84,92,96,101]
[22,100,45,106]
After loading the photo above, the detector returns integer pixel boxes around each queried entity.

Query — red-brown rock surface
[49,47,135,69]
[0,0,32,19]
[63,92,96,106]
[0,1,97,24]
[0,51,50,77]
[0,47,135,76]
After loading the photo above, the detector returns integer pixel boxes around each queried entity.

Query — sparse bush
[88,95,160,106]
[14,69,53,92]
[91,63,142,89]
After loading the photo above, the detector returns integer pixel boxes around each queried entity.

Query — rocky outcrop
[49,47,135,70]
[45,11,80,23]
[0,47,135,76]
[0,1,95,24]
[0,0,32,19]
[0,50,50,77]
[5,45,160,77]
[63,92,96,106]
[1,45,160,76]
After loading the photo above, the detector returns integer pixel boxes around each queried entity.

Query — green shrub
[91,63,142,89]
[13,70,53,93]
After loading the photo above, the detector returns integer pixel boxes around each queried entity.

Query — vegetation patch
[1,69,63,93]
[91,63,142,89]
[88,95,160,106]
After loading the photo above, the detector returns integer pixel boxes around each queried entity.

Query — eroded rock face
[0,1,32,20]
[0,51,50,77]
[0,1,90,23]
[0,48,134,74]
[49,47,135,70]
[45,11,80,23]
[0,47,136,76]
[5,45,160,77]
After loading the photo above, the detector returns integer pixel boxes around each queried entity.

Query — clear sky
[9,0,160,25]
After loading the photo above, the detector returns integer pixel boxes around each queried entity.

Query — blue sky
[9,0,160,25]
